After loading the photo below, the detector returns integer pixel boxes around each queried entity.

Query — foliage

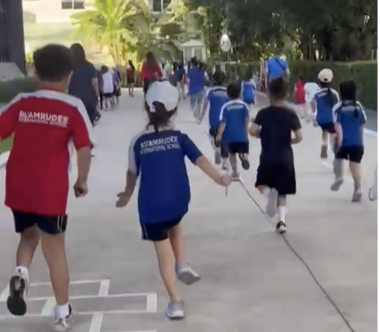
[71,0,188,65]
[221,61,377,110]
[185,0,377,61]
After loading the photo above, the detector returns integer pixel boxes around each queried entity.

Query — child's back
[220,99,249,144]
[205,86,229,130]
[241,79,256,104]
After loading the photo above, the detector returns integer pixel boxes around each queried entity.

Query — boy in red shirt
[0,44,93,331]
[294,76,306,118]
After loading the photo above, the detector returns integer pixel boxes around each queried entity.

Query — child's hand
[216,174,232,187]
[116,192,131,208]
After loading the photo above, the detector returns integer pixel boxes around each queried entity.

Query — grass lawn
[0,137,13,155]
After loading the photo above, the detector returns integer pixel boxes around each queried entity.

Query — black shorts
[209,127,229,158]
[319,122,335,134]
[336,145,364,163]
[228,142,249,154]
[127,77,134,84]
[103,93,113,98]
[141,216,183,242]
[255,162,296,196]
[12,210,67,235]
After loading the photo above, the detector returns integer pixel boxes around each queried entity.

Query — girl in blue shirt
[115,80,231,320]
[312,69,340,159]
[330,80,367,202]
[241,70,256,106]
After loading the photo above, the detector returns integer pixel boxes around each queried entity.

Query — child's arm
[216,103,227,141]
[333,108,343,148]
[181,133,231,186]
[249,108,263,138]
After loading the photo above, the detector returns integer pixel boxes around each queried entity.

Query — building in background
[0,0,26,73]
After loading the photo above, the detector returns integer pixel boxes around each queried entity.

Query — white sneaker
[54,305,74,332]
[6,270,29,316]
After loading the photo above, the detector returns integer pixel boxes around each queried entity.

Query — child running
[216,82,250,180]
[0,44,93,331]
[249,77,303,234]
[330,80,367,202]
[199,71,229,167]
[241,70,256,116]
[115,80,231,320]
[312,68,340,159]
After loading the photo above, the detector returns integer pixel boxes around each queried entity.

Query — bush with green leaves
[222,60,377,110]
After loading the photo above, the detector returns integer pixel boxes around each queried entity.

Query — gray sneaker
[176,264,201,285]
[265,189,278,218]
[166,301,185,320]
[352,190,362,203]
[232,172,240,182]
[330,178,344,191]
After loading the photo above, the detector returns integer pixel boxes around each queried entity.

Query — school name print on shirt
[19,110,69,128]
[140,135,180,155]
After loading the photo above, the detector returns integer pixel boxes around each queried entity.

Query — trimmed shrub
[221,61,377,110]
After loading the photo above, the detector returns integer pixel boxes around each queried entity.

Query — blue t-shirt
[68,62,98,107]
[205,86,229,129]
[129,124,202,224]
[333,101,367,147]
[241,80,256,102]
[314,88,340,125]
[175,68,185,81]
[265,57,288,82]
[187,68,205,95]
[219,100,249,143]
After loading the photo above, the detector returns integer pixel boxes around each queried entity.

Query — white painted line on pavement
[40,297,55,316]
[98,279,111,296]
[89,313,104,332]
[146,293,158,313]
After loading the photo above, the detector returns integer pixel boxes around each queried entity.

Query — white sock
[55,303,70,319]
[263,187,271,197]
[278,206,287,222]
[15,266,29,280]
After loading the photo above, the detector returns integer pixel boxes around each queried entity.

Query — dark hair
[146,101,177,132]
[298,75,304,82]
[100,65,108,74]
[340,80,359,117]
[33,44,72,82]
[128,60,135,71]
[146,51,157,72]
[268,77,287,101]
[70,43,87,66]
[227,82,241,99]
[212,70,226,86]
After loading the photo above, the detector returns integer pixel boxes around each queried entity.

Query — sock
[278,206,287,222]
[55,303,70,319]
[15,266,29,280]
[354,181,361,192]
[263,187,271,197]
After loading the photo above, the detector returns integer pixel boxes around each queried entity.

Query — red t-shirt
[0,89,93,216]
[140,61,162,80]
[294,81,306,103]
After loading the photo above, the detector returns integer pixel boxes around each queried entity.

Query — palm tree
[71,0,152,65]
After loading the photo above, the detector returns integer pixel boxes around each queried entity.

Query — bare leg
[349,161,362,202]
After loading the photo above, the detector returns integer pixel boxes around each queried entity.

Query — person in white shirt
[304,81,320,122]
[101,65,114,110]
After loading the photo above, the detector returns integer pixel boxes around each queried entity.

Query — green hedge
[222,60,377,110]
[0,60,377,110]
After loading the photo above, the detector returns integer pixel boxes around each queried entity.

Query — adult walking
[126,60,136,97]
[68,43,99,126]
[264,53,290,88]
[140,51,162,95]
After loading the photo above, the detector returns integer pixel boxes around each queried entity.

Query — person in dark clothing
[68,43,99,126]
[126,60,136,97]
[249,77,303,234]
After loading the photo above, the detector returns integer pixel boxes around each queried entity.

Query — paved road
[0,90,376,332]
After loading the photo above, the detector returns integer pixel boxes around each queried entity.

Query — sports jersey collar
[146,122,175,132]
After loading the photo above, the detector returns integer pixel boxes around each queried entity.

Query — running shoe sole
[330,178,344,191]
[241,159,250,170]
[177,270,201,285]
[7,276,27,316]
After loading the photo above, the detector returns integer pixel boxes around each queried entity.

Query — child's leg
[321,129,328,158]
[331,147,346,191]
[168,224,200,285]
[349,146,364,202]
[238,143,250,170]
[229,152,239,178]
[276,195,287,234]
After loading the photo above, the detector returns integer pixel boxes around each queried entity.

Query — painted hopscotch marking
[0,279,158,332]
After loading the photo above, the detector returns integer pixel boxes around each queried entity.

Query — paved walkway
[0,90,376,332]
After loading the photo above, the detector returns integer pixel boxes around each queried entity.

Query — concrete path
[0,90,376,332]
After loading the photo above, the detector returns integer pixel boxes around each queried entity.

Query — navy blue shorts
[243,97,255,105]
[319,122,335,134]
[12,210,67,235]
[336,145,364,163]
[209,127,229,158]
[141,216,184,242]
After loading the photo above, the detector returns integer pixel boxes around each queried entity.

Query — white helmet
[318,68,333,83]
